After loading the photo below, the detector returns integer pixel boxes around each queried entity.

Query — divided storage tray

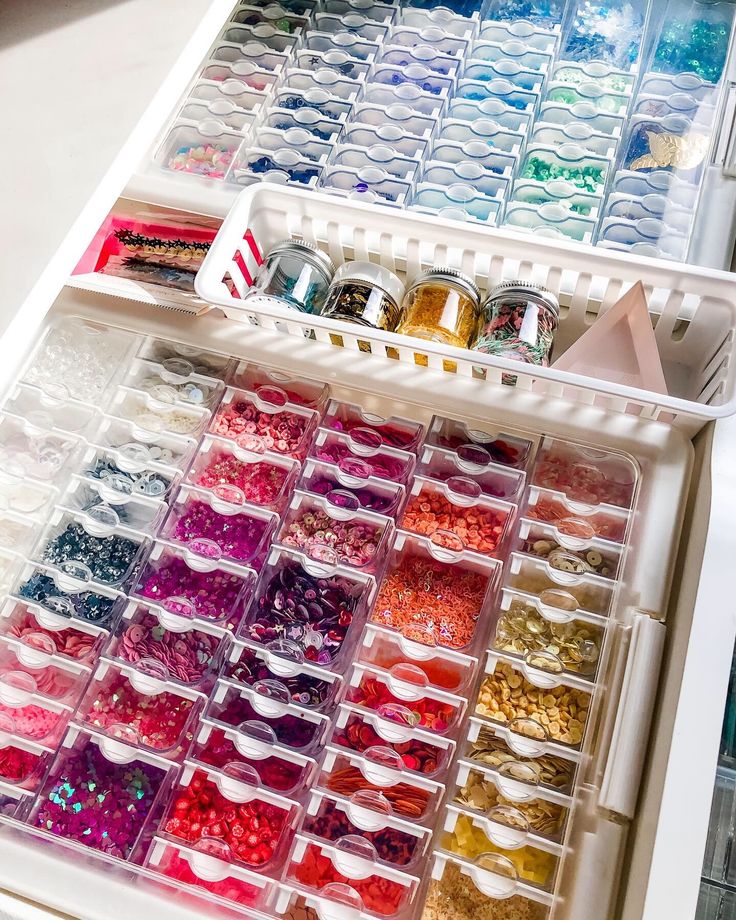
[0,302,691,920]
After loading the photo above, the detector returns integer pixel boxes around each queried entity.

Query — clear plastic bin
[552,61,635,94]
[188,79,267,117]
[276,490,394,573]
[439,118,525,153]
[410,184,503,225]
[645,0,735,85]
[329,144,423,181]
[524,485,631,544]
[0,413,82,485]
[0,599,107,664]
[270,87,354,122]
[284,835,420,918]
[231,361,330,410]
[0,731,54,792]
[109,387,209,439]
[301,30,381,62]
[560,0,647,69]
[90,416,197,473]
[530,120,617,157]
[361,83,445,119]
[187,435,299,512]
[510,177,603,219]
[132,541,256,631]
[34,507,149,589]
[536,99,625,137]
[207,678,330,754]
[320,167,413,207]
[515,518,623,581]
[400,476,515,558]
[136,337,235,380]
[0,679,72,746]
[224,638,343,711]
[544,79,630,115]
[0,635,90,707]
[470,39,553,74]
[146,836,279,912]
[211,385,319,460]
[262,106,345,142]
[157,121,245,179]
[0,779,35,820]
[462,60,544,95]
[313,11,391,41]
[60,476,167,536]
[28,725,176,860]
[474,655,593,751]
[416,444,525,502]
[294,48,372,80]
[425,415,534,470]
[13,562,126,629]
[331,703,455,778]
[299,457,406,519]
[340,124,431,160]
[199,60,279,93]
[379,46,463,79]
[310,428,416,486]
[359,624,478,696]
[211,41,291,74]
[505,552,616,617]
[190,718,316,796]
[159,484,277,570]
[78,443,179,503]
[106,601,228,692]
[319,746,445,823]
[282,67,364,102]
[2,382,98,437]
[447,95,533,132]
[346,661,467,735]
[120,358,225,412]
[519,142,610,194]
[478,19,559,52]
[21,318,138,407]
[232,3,309,33]
[78,659,204,757]
[302,788,432,869]
[156,762,300,872]
[322,0,396,22]
[370,532,500,653]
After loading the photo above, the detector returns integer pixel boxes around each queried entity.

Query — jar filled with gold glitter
[397,268,481,349]
[320,261,405,332]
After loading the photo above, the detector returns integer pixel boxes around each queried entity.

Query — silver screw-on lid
[485,280,560,317]
[267,238,336,278]
[408,267,481,308]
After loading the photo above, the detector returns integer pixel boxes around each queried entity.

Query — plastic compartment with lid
[477,18,559,52]
[77,658,204,757]
[301,30,381,63]
[232,4,310,34]
[118,357,226,412]
[560,0,648,69]
[189,718,317,796]
[408,184,502,224]
[345,660,467,735]
[331,703,456,778]
[340,124,431,161]
[451,756,571,846]
[328,144,423,182]
[474,653,594,752]
[552,61,636,95]
[0,730,54,792]
[524,485,631,544]
[470,39,554,74]
[425,415,535,471]
[0,599,108,665]
[544,80,630,116]
[0,413,82,486]
[0,509,44,559]
[370,531,500,654]
[106,601,229,692]
[0,634,90,707]
[2,381,99,437]
[318,744,445,824]
[530,120,618,158]
[280,67,364,103]
[301,788,432,869]
[145,836,280,912]
[260,106,344,143]
[313,9,393,39]
[27,725,177,860]
[299,457,406,519]
[270,86,354,122]
[425,850,552,919]
[359,623,478,696]
[378,46,463,81]
[159,484,277,571]
[321,167,414,208]
[283,834,420,918]
[0,674,72,747]
[12,561,126,631]
[489,587,608,682]
[90,415,197,474]
[210,39,291,74]
[156,120,246,180]
[206,678,330,754]
[446,95,534,133]
[644,0,735,85]
[156,762,301,872]
[510,177,603,219]
[462,59,545,97]
[0,777,37,820]
[504,551,616,617]
[519,142,610,195]
[19,318,138,408]
[596,218,689,260]
[210,384,319,460]
[186,435,299,513]
[462,717,579,797]
[132,540,256,631]
[321,399,423,452]
[199,59,280,94]
[77,440,179,504]
[420,160,513,196]
[536,98,625,139]
[223,638,343,711]
[515,518,623,581]
[231,361,329,410]
[361,83,445,120]
[187,78,267,118]
[109,386,210,440]
[416,443,525,503]
[293,47,372,81]
[399,475,515,559]
[136,337,235,381]
[239,543,375,669]
[531,436,639,511]
[60,475,167,537]
[437,118,526,154]
[248,126,335,166]
[310,428,416,487]
[601,191,693,232]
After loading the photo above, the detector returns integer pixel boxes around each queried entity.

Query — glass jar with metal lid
[248,238,336,315]
[473,281,560,369]
[320,261,405,332]
[396,268,482,349]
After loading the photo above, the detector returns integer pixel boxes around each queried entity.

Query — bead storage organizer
[134,0,736,263]
[0,289,694,920]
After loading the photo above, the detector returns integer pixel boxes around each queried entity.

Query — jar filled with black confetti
[249,239,336,314]
[320,261,405,332]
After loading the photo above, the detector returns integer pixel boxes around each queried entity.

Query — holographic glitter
[33,740,165,859]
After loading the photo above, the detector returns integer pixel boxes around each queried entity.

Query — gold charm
[630,129,710,171]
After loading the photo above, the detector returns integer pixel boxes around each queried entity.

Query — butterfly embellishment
[630,130,710,170]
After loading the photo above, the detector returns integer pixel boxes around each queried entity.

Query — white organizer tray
[195,184,736,437]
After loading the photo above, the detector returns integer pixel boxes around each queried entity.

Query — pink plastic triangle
[552,281,668,394]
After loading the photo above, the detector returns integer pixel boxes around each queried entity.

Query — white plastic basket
[195,184,736,436]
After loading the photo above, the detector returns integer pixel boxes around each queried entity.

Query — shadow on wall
[0,0,133,49]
